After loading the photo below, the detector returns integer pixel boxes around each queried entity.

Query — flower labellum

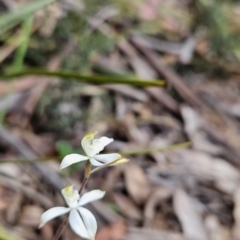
[39,185,105,240]
[60,131,121,169]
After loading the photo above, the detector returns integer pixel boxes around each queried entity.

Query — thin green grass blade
[11,16,33,71]
[0,0,56,36]
[0,68,167,87]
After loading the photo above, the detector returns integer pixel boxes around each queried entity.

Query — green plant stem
[0,141,191,164]
[11,16,33,71]
[0,0,56,36]
[0,68,166,87]
[121,141,191,155]
[79,161,91,194]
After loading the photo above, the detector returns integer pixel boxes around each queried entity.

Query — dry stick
[0,126,66,191]
[52,217,69,240]
[131,37,203,108]
[79,177,89,195]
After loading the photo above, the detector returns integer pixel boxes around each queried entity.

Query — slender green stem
[0,0,56,36]
[1,68,166,87]
[79,161,91,194]
[11,16,33,71]
[90,165,106,174]
[120,141,191,155]
[0,141,191,164]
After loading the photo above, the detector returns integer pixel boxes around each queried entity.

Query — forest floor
[1,1,240,240]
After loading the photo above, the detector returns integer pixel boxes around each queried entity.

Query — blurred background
[1,0,240,239]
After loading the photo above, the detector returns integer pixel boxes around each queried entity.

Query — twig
[0,126,66,191]
[131,38,203,108]
[79,177,88,195]
[52,217,69,240]
[0,174,53,208]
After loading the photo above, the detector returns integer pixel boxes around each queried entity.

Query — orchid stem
[79,161,91,194]
[52,217,68,240]
[79,177,88,194]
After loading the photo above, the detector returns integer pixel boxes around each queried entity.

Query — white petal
[94,153,121,164]
[81,133,113,157]
[78,207,97,239]
[79,190,105,206]
[98,137,113,147]
[81,131,98,157]
[69,209,90,239]
[89,157,104,167]
[60,154,89,169]
[85,144,103,158]
[39,207,70,228]
[62,185,80,208]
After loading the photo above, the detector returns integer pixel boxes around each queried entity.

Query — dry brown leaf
[205,215,231,240]
[40,223,54,240]
[124,163,151,205]
[96,221,127,240]
[113,193,142,221]
[6,193,23,224]
[173,188,208,240]
[0,77,40,97]
[167,149,240,194]
[13,225,38,240]
[0,185,12,211]
[144,187,171,227]
[181,105,223,155]
[124,227,184,240]
[38,3,64,37]
[118,38,157,79]
[19,205,43,227]
[105,165,125,192]
[0,163,22,178]
[13,130,54,157]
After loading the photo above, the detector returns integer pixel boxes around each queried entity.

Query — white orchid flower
[39,185,105,240]
[60,131,121,169]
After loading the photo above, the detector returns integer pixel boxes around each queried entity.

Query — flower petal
[78,190,105,206]
[62,185,80,208]
[81,133,114,157]
[78,207,97,239]
[39,207,70,228]
[60,154,89,169]
[81,131,98,157]
[89,157,104,166]
[69,209,90,239]
[98,136,113,147]
[94,153,121,164]
[87,137,113,157]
